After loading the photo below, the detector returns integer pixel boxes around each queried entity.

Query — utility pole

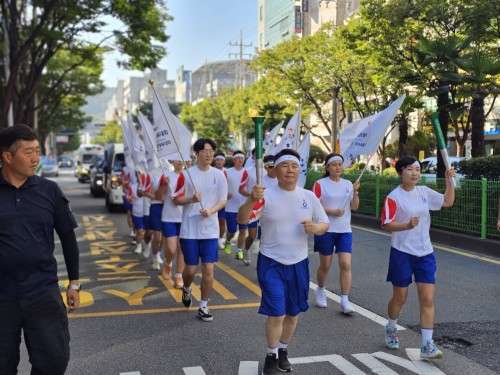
[229,30,252,89]
[331,86,340,152]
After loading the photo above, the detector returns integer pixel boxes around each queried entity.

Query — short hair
[251,148,256,156]
[193,138,216,153]
[395,155,420,174]
[273,148,300,163]
[263,155,274,164]
[0,124,37,160]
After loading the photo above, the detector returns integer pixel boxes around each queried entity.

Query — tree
[0,0,172,128]
[93,120,123,145]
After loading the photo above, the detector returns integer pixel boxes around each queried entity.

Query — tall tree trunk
[397,116,408,157]
[470,97,485,157]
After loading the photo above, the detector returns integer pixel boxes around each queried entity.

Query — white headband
[233,153,245,159]
[327,155,343,166]
[214,155,225,161]
[274,154,300,167]
[410,161,420,167]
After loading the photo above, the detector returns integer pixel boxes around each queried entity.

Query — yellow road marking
[352,225,500,265]
[68,302,261,319]
[216,261,262,297]
[104,287,158,306]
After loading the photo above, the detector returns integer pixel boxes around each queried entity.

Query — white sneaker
[151,258,160,271]
[341,299,354,315]
[315,287,327,308]
[218,238,225,250]
[142,243,151,258]
[243,249,251,265]
[155,252,164,264]
[133,244,142,254]
[129,229,135,237]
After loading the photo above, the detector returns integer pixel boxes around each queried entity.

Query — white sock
[199,300,208,309]
[341,294,349,303]
[267,346,278,355]
[236,248,243,253]
[421,328,433,345]
[278,341,288,349]
[317,286,325,291]
[183,285,191,293]
[388,318,398,329]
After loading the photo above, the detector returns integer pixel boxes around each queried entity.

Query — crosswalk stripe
[352,353,400,374]
[238,361,259,375]
[405,349,446,374]
[183,366,207,375]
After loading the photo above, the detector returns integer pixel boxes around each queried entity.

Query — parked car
[40,158,59,177]
[89,154,105,197]
[57,156,74,168]
[420,156,465,183]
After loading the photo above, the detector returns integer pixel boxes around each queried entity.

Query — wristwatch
[67,283,82,291]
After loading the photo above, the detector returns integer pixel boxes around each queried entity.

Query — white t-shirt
[129,182,144,217]
[253,186,329,265]
[225,167,246,212]
[381,185,444,257]
[173,165,228,239]
[149,169,164,205]
[160,171,183,223]
[139,173,151,216]
[262,173,278,189]
[312,177,354,233]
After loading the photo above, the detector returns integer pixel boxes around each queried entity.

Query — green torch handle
[252,116,265,186]
[428,112,456,188]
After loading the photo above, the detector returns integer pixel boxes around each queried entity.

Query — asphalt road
[17,170,500,375]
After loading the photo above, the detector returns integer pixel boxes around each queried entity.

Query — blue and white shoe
[385,324,399,349]
[420,340,443,359]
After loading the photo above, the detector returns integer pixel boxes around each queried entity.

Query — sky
[100,1,258,88]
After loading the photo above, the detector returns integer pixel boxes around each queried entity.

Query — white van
[420,156,465,183]
[76,144,104,183]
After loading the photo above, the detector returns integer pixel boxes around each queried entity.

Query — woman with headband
[381,155,455,359]
[213,151,228,250]
[312,153,360,315]
[237,149,329,375]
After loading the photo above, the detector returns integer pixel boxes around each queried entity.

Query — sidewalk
[351,212,500,259]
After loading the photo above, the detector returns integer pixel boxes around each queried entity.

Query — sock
[341,294,349,303]
[175,272,182,278]
[388,318,398,329]
[421,328,433,345]
[183,285,192,293]
[199,300,208,309]
[267,346,278,355]
[236,248,243,253]
[317,286,325,291]
[278,341,288,349]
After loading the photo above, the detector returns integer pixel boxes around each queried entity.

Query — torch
[428,112,456,188]
[249,109,264,186]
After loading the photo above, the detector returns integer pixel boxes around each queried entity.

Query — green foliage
[309,144,327,165]
[305,169,324,190]
[93,121,124,145]
[459,155,500,181]
[382,167,397,177]
[386,129,437,159]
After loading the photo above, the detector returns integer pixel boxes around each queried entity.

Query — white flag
[270,106,301,155]
[127,113,147,170]
[297,131,310,188]
[340,94,406,168]
[263,121,283,154]
[118,117,135,168]
[152,88,181,159]
[137,111,159,172]
[161,115,192,162]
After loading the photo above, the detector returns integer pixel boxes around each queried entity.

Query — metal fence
[339,173,500,240]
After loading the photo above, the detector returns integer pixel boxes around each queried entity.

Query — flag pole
[428,112,456,188]
[341,153,373,209]
[149,80,204,209]
[250,109,264,186]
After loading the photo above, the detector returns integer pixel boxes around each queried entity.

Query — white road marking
[352,353,400,374]
[119,372,141,375]
[183,366,207,375]
[290,354,366,374]
[238,361,259,374]
[371,351,425,373]
[406,349,446,374]
[309,281,406,331]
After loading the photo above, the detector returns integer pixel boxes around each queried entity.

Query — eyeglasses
[265,165,274,169]
[198,149,214,155]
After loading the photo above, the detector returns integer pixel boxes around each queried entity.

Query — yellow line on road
[216,261,262,297]
[352,225,500,265]
[68,302,261,319]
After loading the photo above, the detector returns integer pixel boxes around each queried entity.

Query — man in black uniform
[0,124,80,375]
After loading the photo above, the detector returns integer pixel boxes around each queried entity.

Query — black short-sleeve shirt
[0,170,78,299]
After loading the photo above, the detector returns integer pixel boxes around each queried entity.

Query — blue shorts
[314,232,353,255]
[132,215,144,230]
[386,247,436,287]
[123,197,132,211]
[218,207,226,219]
[257,253,310,317]
[247,220,258,229]
[143,215,152,231]
[149,204,163,231]
[180,238,218,266]
[162,222,181,238]
[226,212,248,233]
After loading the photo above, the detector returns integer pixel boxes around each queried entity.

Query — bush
[459,155,500,181]
[382,167,397,176]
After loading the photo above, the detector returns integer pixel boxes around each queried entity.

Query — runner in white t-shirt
[381,155,455,360]
[155,160,185,288]
[312,153,360,315]
[127,170,145,255]
[212,152,227,250]
[238,149,329,375]
[120,166,135,239]
[172,139,227,322]
[223,150,247,259]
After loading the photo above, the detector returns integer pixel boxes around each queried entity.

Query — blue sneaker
[385,324,399,349]
[420,340,443,359]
